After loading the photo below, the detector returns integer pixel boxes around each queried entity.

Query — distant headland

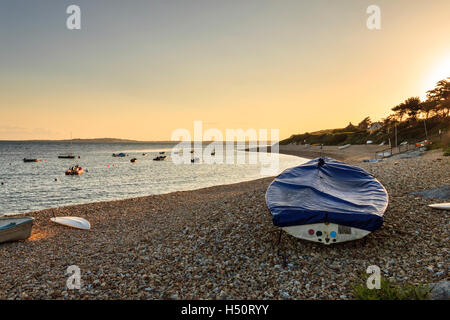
[0,138,175,143]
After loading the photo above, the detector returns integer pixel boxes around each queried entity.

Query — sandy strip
[0,151,448,299]
[276,144,389,161]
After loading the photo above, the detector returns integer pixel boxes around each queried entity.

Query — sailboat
[58,133,75,159]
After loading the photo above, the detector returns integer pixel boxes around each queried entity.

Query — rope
[276,229,287,268]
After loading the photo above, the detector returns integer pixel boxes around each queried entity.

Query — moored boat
[0,217,34,244]
[65,165,84,175]
[58,154,75,159]
[112,153,127,157]
[130,158,138,163]
[23,158,41,163]
[266,157,388,244]
[153,155,167,161]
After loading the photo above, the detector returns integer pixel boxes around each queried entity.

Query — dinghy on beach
[428,203,450,210]
[266,157,388,244]
[50,217,90,230]
[0,217,34,244]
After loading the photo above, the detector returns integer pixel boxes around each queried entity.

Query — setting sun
[423,56,450,98]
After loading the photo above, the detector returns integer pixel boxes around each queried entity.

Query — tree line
[281,77,449,146]
[384,77,449,126]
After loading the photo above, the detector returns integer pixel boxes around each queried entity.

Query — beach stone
[413,185,450,200]
[429,281,450,300]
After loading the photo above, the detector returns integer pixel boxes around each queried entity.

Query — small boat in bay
[65,165,84,175]
[23,158,41,163]
[130,158,138,163]
[58,154,75,159]
[59,134,76,159]
[153,155,167,161]
[0,217,34,244]
[112,153,126,157]
[266,157,388,244]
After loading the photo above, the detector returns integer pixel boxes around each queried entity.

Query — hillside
[280,116,449,146]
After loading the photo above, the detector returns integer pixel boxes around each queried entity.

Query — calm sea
[0,141,307,215]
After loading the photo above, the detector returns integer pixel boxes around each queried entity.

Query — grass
[352,275,431,300]
[444,146,450,156]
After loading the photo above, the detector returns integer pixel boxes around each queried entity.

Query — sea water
[0,141,307,215]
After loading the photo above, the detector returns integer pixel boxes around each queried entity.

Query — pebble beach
[0,150,448,299]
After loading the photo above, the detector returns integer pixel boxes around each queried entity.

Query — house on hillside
[368,122,382,132]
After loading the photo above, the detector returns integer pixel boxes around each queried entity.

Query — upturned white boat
[428,203,450,210]
[0,217,34,244]
[50,217,91,230]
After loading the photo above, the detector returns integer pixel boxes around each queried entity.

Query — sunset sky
[1,0,449,140]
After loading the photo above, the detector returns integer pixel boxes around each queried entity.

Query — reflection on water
[0,141,307,215]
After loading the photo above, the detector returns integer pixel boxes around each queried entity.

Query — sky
[0,0,449,141]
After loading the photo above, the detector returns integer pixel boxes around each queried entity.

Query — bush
[352,275,430,300]
[444,146,450,156]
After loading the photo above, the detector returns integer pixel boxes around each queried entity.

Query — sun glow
[423,57,450,99]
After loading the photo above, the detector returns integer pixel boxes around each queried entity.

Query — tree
[391,102,408,121]
[419,100,438,119]
[404,97,421,120]
[426,77,450,117]
[344,122,358,132]
[357,117,372,130]
[392,97,421,121]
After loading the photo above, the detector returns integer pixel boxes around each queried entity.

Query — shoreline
[0,150,448,299]
[250,144,389,162]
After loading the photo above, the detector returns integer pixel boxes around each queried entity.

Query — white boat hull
[282,222,371,244]
[428,203,450,211]
[0,217,34,243]
[51,217,91,230]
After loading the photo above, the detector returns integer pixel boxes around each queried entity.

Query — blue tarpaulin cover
[266,157,388,232]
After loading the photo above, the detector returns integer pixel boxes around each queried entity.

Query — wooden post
[423,119,428,141]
